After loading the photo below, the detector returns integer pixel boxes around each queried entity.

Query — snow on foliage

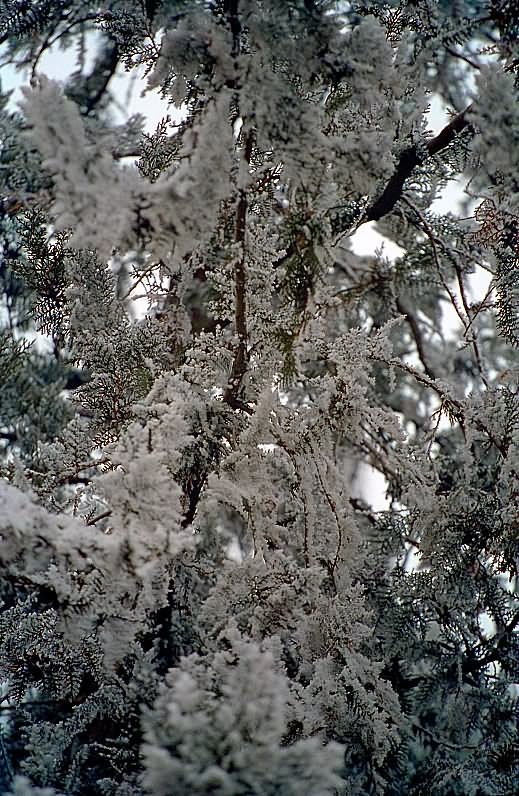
[0,1,518,795]
[142,631,345,796]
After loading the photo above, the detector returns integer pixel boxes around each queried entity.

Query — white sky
[1,37,167,133]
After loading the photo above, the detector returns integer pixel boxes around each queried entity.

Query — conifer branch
[180,472,208,529]
[3,5,519,792]
[412,722,480,752]
[365,105,473,223]
[464,610,519,675]
[273,105,473,272]
[66,39,119,116]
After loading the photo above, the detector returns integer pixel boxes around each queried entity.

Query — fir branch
[465,610,519,675]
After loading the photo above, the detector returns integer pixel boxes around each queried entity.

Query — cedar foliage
[0,1,518,794]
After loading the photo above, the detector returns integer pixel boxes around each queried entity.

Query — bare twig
[395,296,437,380]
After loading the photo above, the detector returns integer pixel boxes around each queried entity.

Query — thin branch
[359,428,414,487]
[401,196,471,340]
[395,296,437,380]
[121,259,161,301]
[464,278,495,335]
[310,446,345,577]
[445,46,482,71]
[390,357,509,455]
[57,458,111,486]
[453,262,489,388]
[401,196,489,387]
[30,13,101,80]
[412,722,480,752]
[85,509,112,526]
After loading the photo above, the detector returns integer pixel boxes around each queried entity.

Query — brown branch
[273,107,474,273]
[223,131,254,411]
[272,241,296,270]
[77,40,119,116]
[427,104,473,158]
[365,105,473,223]
[85,509,112,526]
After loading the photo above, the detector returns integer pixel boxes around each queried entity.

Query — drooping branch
[395,296,437,381]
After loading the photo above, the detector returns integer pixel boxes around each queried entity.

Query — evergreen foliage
[0,1,518,794]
